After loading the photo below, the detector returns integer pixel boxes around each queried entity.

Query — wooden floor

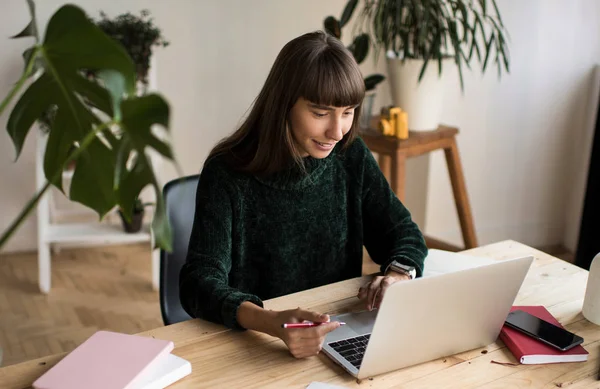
[0,244,163,367]
[0,242,572,368]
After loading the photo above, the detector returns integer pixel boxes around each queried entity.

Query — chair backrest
[160,175,199,325]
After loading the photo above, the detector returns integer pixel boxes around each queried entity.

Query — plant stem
[0,180,51,249]
[0,46,39,117]
[0,120,114,251]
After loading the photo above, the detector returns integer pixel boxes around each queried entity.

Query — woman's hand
[358,271,411,311]
[272,308,341,358]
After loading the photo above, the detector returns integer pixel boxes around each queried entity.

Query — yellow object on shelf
[378,106,408,139]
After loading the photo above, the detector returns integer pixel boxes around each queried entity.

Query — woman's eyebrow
[308,103,335,111]
[308,103,359,110]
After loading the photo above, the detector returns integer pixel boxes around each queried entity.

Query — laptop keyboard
[328,334,371,368]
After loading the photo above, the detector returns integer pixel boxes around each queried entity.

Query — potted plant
[93,9,169,92]
[0,1,176,252]
[353,0,510,131]
[118,197,152,233]
[323,0,385,129]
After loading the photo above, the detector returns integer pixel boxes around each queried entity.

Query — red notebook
[499,306,588,364]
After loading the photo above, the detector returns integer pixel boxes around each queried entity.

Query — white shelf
[44,223,151,244]
[62,169,74,180]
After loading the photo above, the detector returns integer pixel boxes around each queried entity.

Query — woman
[180,31,427,359]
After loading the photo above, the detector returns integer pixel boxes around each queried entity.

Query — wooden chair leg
[378,153,391,183]
[391,152,406,203]
[444,137,478,248]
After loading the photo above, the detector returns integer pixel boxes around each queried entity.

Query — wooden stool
[360,125,478,250]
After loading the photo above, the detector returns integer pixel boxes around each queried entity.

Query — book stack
[33,331,191,389]
[499,306,588,364]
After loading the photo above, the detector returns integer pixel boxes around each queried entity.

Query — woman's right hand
[272,308,341,358]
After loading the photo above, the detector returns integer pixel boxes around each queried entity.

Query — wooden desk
[1,241,598,388]
[360,126,478,250]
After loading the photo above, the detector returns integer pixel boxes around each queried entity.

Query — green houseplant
[352,0,510,131]
[93,9,169,232]
[0,0,177,252]
[323,0,385,128]
[119,197,152,233]
[94,9,169,88]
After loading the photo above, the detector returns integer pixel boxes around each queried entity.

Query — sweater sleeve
[179,160,263,329]
[356,138,428,277]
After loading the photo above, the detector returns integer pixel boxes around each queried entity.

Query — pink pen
[281,321,346,329]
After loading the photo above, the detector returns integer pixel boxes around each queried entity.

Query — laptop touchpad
[333,310,378,335]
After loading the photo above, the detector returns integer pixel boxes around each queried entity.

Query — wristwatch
[385,260,416,279]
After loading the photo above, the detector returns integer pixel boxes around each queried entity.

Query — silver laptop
[322,255,534,379]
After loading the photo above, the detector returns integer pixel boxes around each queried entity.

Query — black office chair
[159,175,199,325]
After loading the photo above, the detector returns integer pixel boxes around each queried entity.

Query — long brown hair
[207,30,366,175]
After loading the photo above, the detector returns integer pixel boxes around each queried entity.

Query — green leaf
[364,74,385,91]
[7,73,54,160]
[340,0,359,27]
[418,56,430,82]
[70,73,113,115]
[117,94,173,250]
[70,135,118,216]
[323,16,341,39]
[116,143,153,220]
[152,196,171,252]
[42,6,136,93]
[497,30,510,73]
[482,34,494,73]
[478,0,488,16]
[11,0,38,41]
[6,4,136,204]
[490,0,505,27]
[467,22,481,63]
[349,34,369,64]
[43,94,98,190]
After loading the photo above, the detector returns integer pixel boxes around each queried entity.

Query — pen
[281,321,346,329]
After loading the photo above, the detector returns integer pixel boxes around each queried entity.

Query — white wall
[0,0,598,253]
[423,0,600,248]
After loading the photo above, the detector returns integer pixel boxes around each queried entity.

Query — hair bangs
[300,48,365,108]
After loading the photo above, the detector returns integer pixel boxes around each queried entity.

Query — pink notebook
[33,331,174,389]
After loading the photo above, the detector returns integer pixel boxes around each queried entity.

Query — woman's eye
[313,112,327,118]
[344,110,354,116]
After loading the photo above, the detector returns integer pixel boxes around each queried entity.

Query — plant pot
[118,209,144,233]
[360,90,376,130]
[386,55,449,131]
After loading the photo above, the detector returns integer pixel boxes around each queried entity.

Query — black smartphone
[504,310,584,351]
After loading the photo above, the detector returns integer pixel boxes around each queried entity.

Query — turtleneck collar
[254,151,335,190]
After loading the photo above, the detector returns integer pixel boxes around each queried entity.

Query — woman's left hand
[358,271,411,311]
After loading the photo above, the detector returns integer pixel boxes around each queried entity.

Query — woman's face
[289,97,357,159]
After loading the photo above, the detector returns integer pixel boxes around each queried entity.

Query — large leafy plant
[323,0,385,91]
[353,0,510,89]
[0,1,177,251]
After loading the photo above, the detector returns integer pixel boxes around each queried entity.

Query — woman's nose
[326,118,344,141]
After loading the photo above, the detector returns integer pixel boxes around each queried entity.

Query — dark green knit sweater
[179,137,427,329]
